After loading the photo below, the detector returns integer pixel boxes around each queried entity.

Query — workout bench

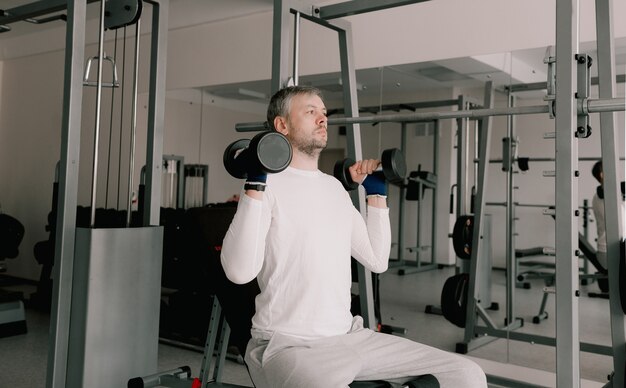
[530,233,609,324]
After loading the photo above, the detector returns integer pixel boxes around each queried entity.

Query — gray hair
[266,85,324,130]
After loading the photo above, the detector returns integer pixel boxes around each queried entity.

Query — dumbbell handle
[353,159,383,175]
[333,148,406,191]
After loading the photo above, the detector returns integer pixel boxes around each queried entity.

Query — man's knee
[456,358,487,386]
[430,356,486,388]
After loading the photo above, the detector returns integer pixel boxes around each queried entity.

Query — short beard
[287,119,327,158]
[296,138,327,158]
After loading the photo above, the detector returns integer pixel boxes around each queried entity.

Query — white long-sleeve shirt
[592,193,607,253]
[221,167,391,340]
[592,191,625,253]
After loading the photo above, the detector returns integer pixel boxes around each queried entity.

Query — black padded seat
[404,374,440,387]
[349,374,439,388]
[350,381,392,388]
[515,247,545,258]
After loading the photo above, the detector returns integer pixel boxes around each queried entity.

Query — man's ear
[274,116,288,135]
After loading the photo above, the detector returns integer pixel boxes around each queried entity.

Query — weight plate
[441,273,469,328]
[255,132,292,173]
[452,215,474,260]
[223,139,250,179]
[381,148,407,183]
[334,158,359,191]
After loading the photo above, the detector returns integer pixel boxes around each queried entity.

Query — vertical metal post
[143,0,168,227]
[398,123,407,261]
[271,0,292,93]
[554,0,580,386]
[334,18,373,328]
[199,295,222,384]
[292,11,300,86]
[89,0,107,226]
[456,96,470,273]
[416,187,422,265]
[463,82,493,344]
[505,92,516,328]
[455,96,467,218]
[126,19,141,226]
[595,0,625,386]
[431,120,439,264]
[473,120,479,211]
[202,166,209,206]
[46,1,86,387]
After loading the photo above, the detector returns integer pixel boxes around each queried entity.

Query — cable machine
[0,1,169,387]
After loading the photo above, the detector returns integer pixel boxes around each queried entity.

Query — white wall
[162,0,626,91]
[0,50,65,280]
[1,2,625,281]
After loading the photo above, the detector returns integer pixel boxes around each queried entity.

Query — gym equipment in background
[29,1,171,387]
[0,213,27,338]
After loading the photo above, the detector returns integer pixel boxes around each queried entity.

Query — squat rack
[457,2,625,388]
[237,0,625,387]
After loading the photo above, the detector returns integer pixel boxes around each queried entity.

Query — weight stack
[67,226,163,388]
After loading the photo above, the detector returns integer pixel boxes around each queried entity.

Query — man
[221,86,487,388]
[591,161,625,271]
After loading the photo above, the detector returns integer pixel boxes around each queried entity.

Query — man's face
[282,93,328,157]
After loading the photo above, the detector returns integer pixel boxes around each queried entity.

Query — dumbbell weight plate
[334,158,359,191]
[223,131,293,180]
[440,273,470,328]
[223,139,250,179]
[381,148,407,183]
[452,215,474,260]
[252,131,293,174]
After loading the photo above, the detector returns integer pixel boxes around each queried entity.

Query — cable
[116,26,127,209]
[104,29,118,209]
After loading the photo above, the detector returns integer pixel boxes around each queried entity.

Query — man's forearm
[367,195,387,209]
[245,189,264,200]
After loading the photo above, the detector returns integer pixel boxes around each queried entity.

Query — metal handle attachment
[83,54,120,88]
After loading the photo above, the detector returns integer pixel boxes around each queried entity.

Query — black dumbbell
[223,131,292,179]
[333,148,407,191]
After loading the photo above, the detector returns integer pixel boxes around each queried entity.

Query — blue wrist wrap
[361,171,387,196]
[246,171,267,184]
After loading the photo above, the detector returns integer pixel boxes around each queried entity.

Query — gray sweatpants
[245,316,487,388]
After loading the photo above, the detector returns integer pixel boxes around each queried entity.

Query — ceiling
[1,0,624,104]
[203,50,552,106]
[0,0,275,36]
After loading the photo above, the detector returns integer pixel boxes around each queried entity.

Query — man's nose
[317,113,327,126]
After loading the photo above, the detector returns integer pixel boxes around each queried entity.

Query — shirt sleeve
[350,204,391,273]
[220,191,272,284]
